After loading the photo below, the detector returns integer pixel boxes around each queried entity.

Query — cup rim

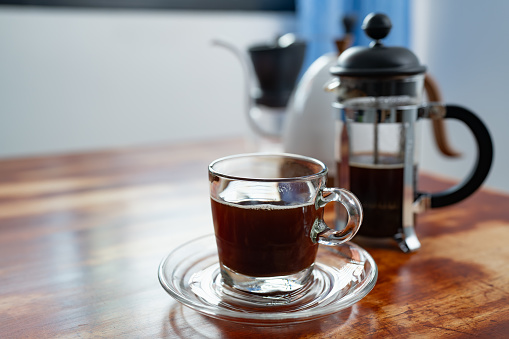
[208,153,328,182]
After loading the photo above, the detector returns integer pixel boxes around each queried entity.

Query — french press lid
[330,13,427,76]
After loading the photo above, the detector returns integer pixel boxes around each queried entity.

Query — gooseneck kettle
[214,35,306,151]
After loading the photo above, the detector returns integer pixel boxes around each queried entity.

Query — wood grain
[1,138,508,338]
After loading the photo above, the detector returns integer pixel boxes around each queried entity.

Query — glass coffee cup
[208,153,363,294]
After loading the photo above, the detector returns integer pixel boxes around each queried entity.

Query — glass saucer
[158,234,377,325]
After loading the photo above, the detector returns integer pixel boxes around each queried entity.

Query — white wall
[411,0,509,193]
[1,3,508,193]
[0,7,295,158]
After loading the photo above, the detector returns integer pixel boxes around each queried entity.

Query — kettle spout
[212,39,259,109]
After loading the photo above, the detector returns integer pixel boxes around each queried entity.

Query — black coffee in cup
[211,198,320,277]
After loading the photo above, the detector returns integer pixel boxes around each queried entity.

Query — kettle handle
[423,105,493,208]
[424,74,462,157]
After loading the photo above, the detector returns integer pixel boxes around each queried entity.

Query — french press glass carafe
[328,13,493,252]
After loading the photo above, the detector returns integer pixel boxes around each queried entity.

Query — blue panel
[296,0,410,71]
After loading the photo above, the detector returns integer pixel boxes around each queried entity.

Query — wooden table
[1,138,508,338]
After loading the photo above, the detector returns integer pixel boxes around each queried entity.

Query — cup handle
[419,105,493,208]
[312,188,363,245]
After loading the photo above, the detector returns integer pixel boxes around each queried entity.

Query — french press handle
[419,105,493,208]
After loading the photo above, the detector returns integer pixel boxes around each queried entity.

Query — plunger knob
[362,13,392,42]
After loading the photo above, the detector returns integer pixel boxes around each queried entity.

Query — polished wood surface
[1,138,508,338]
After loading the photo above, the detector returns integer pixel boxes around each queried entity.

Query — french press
[328,13,493,252]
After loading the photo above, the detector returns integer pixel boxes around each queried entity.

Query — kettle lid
[330,13,427,76]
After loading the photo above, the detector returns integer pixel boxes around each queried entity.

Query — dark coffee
[211,197,321,277]
[337,155,415,237]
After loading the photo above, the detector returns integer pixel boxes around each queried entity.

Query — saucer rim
[158,234,378,324]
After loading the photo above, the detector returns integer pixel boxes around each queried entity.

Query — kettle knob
[362,13,392,41]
